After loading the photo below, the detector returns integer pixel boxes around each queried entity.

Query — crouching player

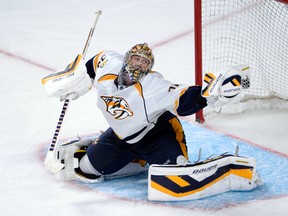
[41,43,261,201]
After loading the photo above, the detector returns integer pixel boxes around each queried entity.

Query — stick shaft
[82,10,102,59]
[48,11,102,153]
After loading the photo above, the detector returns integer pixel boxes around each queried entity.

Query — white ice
[0,0,288,215]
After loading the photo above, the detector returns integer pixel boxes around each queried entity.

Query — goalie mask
[118,43,154,89]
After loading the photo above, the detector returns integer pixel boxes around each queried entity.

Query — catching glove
[202,65,250,108]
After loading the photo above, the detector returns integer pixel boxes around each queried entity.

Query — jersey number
[168,84,180,92]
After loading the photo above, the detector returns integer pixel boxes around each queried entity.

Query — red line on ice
[0,48,55,72]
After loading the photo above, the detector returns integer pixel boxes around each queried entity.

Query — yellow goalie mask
[118,43,154,89]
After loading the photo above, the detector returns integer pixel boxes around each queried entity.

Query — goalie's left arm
[201,65,250,108]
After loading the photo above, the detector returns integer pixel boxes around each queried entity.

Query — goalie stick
[44,10,102,173]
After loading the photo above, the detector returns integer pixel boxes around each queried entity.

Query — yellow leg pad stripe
[151,168,253,198]
[151,172,231,198]
[166,176,191,187]
[230,168,253,180]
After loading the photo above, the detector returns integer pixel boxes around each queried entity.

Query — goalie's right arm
[41,54,93,101]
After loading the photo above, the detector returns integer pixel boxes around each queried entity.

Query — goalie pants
[87,111,188,175]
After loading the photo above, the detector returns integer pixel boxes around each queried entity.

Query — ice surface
[1,0,288,215]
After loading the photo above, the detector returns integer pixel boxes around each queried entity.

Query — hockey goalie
[41,43,261,201]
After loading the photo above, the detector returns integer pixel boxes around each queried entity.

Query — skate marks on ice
[40,121,288,210]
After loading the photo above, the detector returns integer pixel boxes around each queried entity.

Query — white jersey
[90,50,188,144]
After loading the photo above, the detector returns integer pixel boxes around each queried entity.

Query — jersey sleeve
[85,50,124,82]
[176,86,207,116]
[85,51,104,79]
[145,73,207,117]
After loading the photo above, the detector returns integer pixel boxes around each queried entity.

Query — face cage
[117,64,147,90]
[124,64,148,82]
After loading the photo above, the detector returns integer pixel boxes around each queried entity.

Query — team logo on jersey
[101,96,133,120]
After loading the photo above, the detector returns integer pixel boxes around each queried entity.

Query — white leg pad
[148,155,262,201]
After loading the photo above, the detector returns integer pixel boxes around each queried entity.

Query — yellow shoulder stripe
[98,74,118,82]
